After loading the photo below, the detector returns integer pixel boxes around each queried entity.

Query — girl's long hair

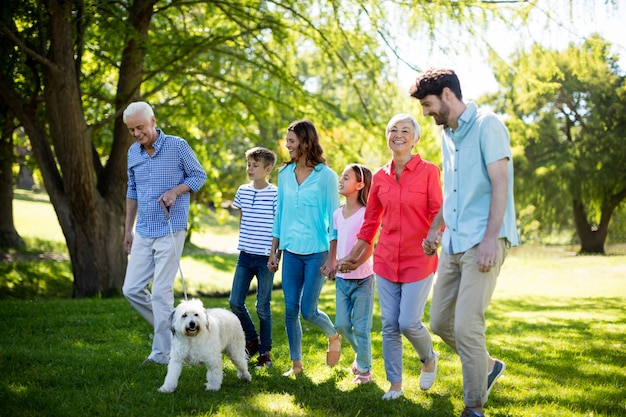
[285,119,326,167]
[348,163,372,207]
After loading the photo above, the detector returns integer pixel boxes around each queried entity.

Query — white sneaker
[382,389,403,400]
[419,351,438,391]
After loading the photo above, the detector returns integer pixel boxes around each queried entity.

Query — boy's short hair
[245,147,276,167]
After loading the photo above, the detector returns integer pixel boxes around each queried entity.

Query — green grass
[3,190,261,298]
[1,191,625,416]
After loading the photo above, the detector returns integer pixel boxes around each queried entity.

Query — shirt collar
[446,102,477,137]
[141,129,165,154]
[281,162,325,172]
[383,154,423,176]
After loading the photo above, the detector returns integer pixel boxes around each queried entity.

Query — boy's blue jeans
[229,251,274,354]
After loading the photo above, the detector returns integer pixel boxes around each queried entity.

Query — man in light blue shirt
[410,68,519,417]
[122,101,207,365]
[439,102,519,254]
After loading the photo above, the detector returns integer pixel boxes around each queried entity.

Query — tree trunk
[0,0,157,296]
[1,1,128,296]
[572,198,607,254]
[0,107,24,249]
[41,0,128,296]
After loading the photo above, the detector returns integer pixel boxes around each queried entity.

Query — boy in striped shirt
[229,147,278,369]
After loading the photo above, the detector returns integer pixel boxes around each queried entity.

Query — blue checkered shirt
[126,129,207,238]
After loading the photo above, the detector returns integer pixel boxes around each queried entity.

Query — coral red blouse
[357,154,442,283]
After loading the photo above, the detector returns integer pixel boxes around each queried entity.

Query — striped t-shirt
[233,183,277,256]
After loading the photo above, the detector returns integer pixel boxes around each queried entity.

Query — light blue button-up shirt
[441,102,519,254]
[272,163,339,254]
[127,129,207,238]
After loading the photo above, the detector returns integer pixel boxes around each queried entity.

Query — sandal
[326,333,342,366]
[350,360,359,375]
[282,365,303,377]
[352,372,371,385]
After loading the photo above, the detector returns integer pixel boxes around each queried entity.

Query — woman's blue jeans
[229,251,274,353]
[281,250,336,361]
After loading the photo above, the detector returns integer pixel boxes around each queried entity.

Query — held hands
[320,260,336,280]
[336,257,358,274]
[422,229,442,257]
[267,252,281,273]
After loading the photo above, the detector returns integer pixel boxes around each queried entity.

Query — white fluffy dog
[158,299,251,393]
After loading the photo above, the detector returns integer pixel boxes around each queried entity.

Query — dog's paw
[205,382,222,391]
[158,385,175,393]
[239,371,252,382]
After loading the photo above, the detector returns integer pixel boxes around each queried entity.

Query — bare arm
[124,198,138,254]
[336,238,371,272]
[339,239,374,272]
[267,237,282,273]
[477,158,509,272]
[320,239,338,278]
[423,209,445,256]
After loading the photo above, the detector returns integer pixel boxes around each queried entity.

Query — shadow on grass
[0,238,73,299]
[0,295,624,416]
[0,297,452,417]
[486,297,625,416]
[252,370,456,417]
[184,242,239,272]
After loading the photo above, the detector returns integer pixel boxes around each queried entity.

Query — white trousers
[123,230,186,364]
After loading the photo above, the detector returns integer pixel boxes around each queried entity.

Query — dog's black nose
[189,321,196,329]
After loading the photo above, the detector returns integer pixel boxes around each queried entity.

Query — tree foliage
[486,35,626,253]
[1,0,563,296]
[0,0,404,296]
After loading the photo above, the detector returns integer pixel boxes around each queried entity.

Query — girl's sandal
[352,373,372,385]
[350,360,359,375]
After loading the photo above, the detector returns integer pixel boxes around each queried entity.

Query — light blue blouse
[272,163,339,254]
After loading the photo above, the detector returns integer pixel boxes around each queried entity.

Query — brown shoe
[255,352,272,369]
[326,333,342,366]
[245,338,259,359]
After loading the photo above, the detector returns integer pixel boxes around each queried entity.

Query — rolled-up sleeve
[179,141,207,192]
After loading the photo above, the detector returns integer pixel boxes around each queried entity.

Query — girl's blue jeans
[335,274,375,373]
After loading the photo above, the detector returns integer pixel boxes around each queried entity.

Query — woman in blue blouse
[268,119,341,377]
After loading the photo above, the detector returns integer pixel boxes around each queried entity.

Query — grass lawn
[1,190,624,416]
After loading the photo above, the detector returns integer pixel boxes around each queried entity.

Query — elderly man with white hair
[122,101,207,365]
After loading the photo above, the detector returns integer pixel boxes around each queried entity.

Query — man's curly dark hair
[409,67,463,101]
